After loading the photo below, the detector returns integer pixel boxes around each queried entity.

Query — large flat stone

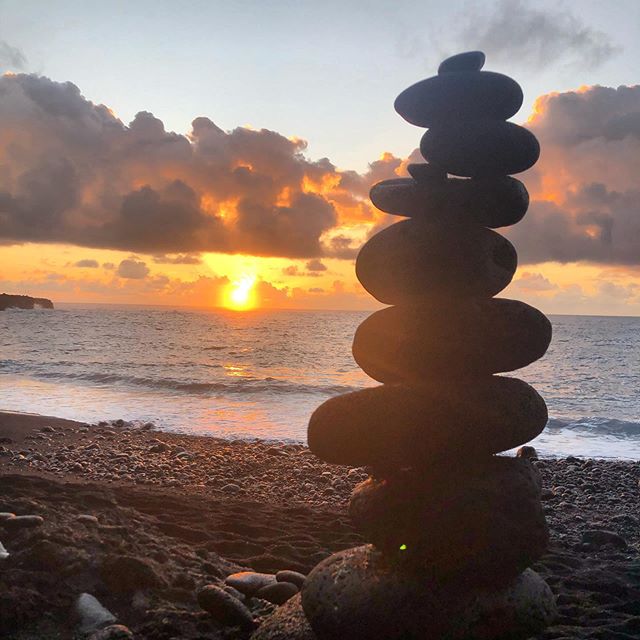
[421,121,540,177]
[307,376,548,468]
[356,220,516,304]
[349,457,549,585]
[369,176,529,227]
[394,71,523,127]
[301,545,556,640]
[352,299,551,383]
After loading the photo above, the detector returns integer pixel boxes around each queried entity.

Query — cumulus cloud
[0,75,395,259]
[152,254,202,265]
[457,0,620,70]
[305,259,327,272]
[506,84,640,266]
[116,259,149,279]
[74,259,99,268]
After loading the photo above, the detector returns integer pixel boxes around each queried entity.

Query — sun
[224,274,257,310]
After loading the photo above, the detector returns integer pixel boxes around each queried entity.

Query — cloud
[510,272,558,292]
[457,0,620,70]
[0,75,398,259]
[305,259,327,272]
[74,259,99,268]
[116,259,149,279]
[282,265,299,276]
[0,40,26,70]
[102,262,115,270]
[152,253,202,265]
[505,84,640,266]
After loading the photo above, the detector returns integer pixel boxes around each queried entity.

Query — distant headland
[0,293,54,310]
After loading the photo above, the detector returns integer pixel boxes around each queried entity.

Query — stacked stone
[253,51,556,640]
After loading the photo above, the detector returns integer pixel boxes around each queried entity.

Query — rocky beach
[0,411,639,639]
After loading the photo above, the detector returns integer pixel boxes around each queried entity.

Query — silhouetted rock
[352,299,552,383]
[406,163,447,182]
[394,72,522,127]
[356,221,517,303]
[0,293,53,310]
[197,584,255,629]
[369,175,529,226]
[438,50,486,74]
[421,120,540,177]
[517,445,539,460]
[308,377,547,468]
[256,581,299,604]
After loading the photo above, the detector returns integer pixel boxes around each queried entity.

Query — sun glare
[224,274,257,310]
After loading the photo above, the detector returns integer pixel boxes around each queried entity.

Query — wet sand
[1,411,639,639]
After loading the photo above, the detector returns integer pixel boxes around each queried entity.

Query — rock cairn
[254,51,556,640]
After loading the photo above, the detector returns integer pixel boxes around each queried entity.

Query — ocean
[1,305,639,459]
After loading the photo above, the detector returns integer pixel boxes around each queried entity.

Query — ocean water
[1,305,639,459]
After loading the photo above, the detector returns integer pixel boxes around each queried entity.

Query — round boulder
[356,221,516,304]
[369,176,529,227]
[394,72,522,127]
[301,545,556,640]
[352,299,551,383]
[307,376,547,469]
[421,121,540,177]
[349,457,548,585]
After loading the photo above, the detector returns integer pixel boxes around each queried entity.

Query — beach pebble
[221,483,242,494]
[349,457,548,585]
[0,540,9,560]
[517,445,540,460]
[581,529,627,550]
[100,555,166,593]
[421,120,540,177]
[352,298,551,383]
[0,512,16,522]
[308,377,547,468]
[75,593,117,633]
[88,625,134,640]
[256,581,299,605]
[2,514,44,529]
[197,584,255,629]
[356,220,517,304]
[276,570,306,588]
[252,593,316,640]
[301,545,556,640]
[40,425,55,433]
[226,571,277,596]
[369,175,529,226]
[394,71,522,127]
[438,50,485,73]
[76,514,99,525]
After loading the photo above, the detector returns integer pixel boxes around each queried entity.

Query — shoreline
[1,410,640,639]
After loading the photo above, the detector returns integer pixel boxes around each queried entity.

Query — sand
[1,410,639,639]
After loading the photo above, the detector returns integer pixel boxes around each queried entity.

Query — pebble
[225,571,277,596]
[0,512,16,522]
[438,50,485,73]
[75,593,117,633]
[256,581,300,604]
[308,377,548,468]
[352,298,552,383]
[88,625,134,640]
[76,514,99,525]
[517,445,540,460]
[0,540,9,560]
[301,545,556,640]
[369,175,529,226]
[356,220,517,304]
[421,120,540,177]
[394,71,523,127]
[2,514,44,529]
[197,584,255,629]
[222,483,242,494]
[349,457,548,585]
[276,570,307,588]
[581,530,628,550]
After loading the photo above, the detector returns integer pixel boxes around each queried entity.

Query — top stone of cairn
[438,50,486,73]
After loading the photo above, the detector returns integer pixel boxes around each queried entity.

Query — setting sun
[224,274,257,310]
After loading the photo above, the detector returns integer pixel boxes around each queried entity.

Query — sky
[0,0,639,314]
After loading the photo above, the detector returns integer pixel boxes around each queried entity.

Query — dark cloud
[74,259,99,268]
[282,265,299,276]
[116,259,149,279]
[152,253,202,265]
[102,262,115,270]
[0,40,26,70]
[457,0,620,70]
[305,259,327,272]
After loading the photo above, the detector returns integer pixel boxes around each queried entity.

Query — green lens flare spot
[399,544,407,551]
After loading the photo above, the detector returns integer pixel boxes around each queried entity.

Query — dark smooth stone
[349,457,549,586]
[307,376,548,469]
[252,593,317,640]
[276,570,307,588]
[352,299,551,383]
[369,176,529,227]
[197,584,255,629]
[256,581,299,605]
[355,220,517,304]
[395,72,523,127]
[420,121,540,177]
[225,571,276,596]
[406,163,447,182]
[438,51,486,74]
[301,546,556,640]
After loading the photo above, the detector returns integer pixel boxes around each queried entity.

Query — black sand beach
[1,411,639,639]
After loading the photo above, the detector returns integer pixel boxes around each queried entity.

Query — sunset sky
[0,0,639,314]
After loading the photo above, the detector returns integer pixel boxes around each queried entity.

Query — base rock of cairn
[253,50,556,640]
